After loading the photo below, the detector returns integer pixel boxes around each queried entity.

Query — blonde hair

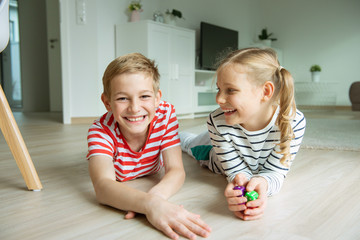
[217,48,296,166]
[102,53,160,99]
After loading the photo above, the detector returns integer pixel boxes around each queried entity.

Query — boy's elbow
[92,179,111,205]
[176,167,186,184]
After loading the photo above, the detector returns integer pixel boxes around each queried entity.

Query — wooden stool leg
[0,85,42,191]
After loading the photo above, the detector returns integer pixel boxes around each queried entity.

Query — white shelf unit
[115,20,195,116]
[194,69,218,115]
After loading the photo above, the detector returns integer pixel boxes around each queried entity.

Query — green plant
[166,9,184,19]
[258,28,277,41]
[128,1,142,11]
[310,65,321,72]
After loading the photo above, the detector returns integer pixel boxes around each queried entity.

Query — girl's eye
[227,88,236,94]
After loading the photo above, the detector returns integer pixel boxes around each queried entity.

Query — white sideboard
[295,82,338,107]
[115,20,195,115]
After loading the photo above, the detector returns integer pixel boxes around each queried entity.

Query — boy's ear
[101,93,112,111]
[155,89,162,107]
[262,81,275,101]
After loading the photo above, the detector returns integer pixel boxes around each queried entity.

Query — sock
[190,145,212,161]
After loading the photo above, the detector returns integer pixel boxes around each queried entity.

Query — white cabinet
[115,20,195,115]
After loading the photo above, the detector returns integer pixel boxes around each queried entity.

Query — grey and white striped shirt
[207,106,306,196]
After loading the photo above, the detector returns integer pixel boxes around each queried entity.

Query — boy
[87,53,211,240]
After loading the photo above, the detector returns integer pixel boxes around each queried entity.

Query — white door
[169,28,195,114]
[46,0,62,112]
[148,23,171,103]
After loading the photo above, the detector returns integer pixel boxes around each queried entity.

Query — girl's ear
[262,81,275,102]
[155,89,162,107]
[101,93,112,111]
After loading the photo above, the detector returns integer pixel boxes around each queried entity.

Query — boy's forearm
[94,178,154,214]
[148,166,185,200]
[148,146,185,200]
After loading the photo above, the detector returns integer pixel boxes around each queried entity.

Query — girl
[180,47,306,220]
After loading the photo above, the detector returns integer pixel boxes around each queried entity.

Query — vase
[261,39,272,47]
[130,10,140,22]
[164,14,176,26]
[311,71,320,82]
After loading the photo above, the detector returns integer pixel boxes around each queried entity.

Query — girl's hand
[234,176,268,221]
[224,173,249,214]
[145,195,212,240]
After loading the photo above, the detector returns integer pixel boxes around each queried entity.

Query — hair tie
[278,66,284,71]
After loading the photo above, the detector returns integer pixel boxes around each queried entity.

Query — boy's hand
[124,211,136,219]
[224,173,249,214]
[234,176,268,221]
[145,194,211,240]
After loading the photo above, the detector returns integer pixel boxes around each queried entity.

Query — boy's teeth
[224,109,235,112]
[127,116,143,122]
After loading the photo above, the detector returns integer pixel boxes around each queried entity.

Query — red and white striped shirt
[87,101,180,182]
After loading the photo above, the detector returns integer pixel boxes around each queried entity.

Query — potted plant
[164,9,184,25]
[258,28,277,47]
[128,1,143,22]
[310,64,321,82]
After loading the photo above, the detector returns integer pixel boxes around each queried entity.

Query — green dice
[245,191,259,201]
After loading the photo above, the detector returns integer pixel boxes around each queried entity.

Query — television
[200,22,238,70]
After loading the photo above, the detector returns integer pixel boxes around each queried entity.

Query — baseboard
[71,117,98,124]
[297,105,351,111]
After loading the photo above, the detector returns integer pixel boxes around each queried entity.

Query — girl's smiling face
[216,64,270,131]
[102,72,161,139]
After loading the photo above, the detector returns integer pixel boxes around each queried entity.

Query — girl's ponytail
[276,67,296,166]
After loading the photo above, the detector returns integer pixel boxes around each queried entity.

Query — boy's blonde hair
[217,48,296,166]
[102,53,160,99]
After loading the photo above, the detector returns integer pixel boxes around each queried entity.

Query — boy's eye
[116,97,128,101]
[140,95,151,99]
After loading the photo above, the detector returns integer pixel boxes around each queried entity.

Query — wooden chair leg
[0,85,42,191]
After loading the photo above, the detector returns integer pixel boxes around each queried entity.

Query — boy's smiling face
[102,72,161,139]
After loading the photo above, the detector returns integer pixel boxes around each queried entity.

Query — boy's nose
[129,99,140,113]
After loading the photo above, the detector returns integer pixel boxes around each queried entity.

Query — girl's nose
[216,91,226,105]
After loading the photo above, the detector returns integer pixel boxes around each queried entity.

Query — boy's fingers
[124,211,136,219]
[189,214,212,234]
[172,222,196,240]
[161,225,179,240]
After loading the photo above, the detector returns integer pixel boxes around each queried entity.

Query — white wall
[257,0,360,106]
[60,0,360,122]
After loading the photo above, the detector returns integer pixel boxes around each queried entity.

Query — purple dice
[233,186,245,197]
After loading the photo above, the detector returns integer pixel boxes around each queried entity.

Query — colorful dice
[233,186,245,197]
[245,191,259,201]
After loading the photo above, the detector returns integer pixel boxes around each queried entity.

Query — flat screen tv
[200,22,238,70]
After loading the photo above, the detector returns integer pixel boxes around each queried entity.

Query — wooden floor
[1,110,360,240]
